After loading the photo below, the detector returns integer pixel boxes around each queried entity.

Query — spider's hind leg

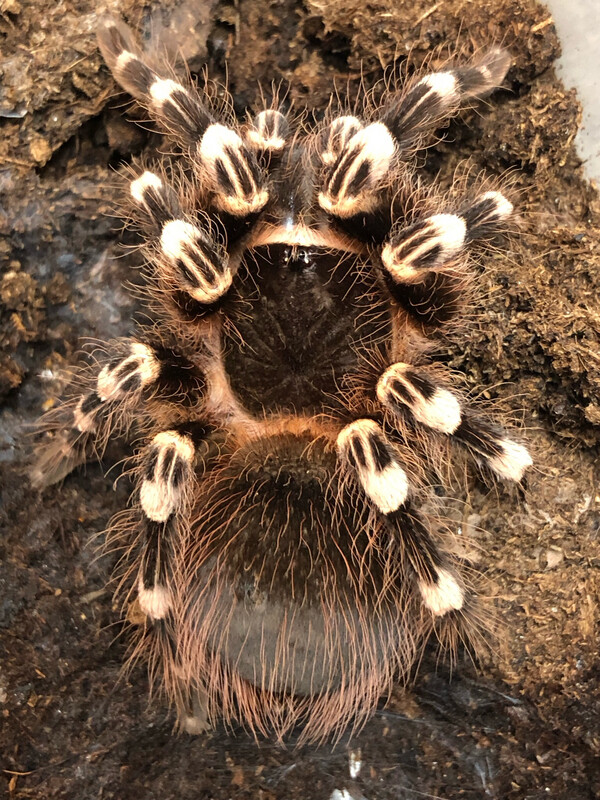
[376,362,532,483]
[127,423,214,733]
[133,424,208,619]
[336,418,464,617]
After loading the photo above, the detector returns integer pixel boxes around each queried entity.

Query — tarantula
[33,16,531,744]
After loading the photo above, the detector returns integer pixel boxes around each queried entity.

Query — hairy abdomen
[177,433,418,742]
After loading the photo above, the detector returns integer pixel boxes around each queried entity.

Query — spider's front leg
[129,169,233,313]
[32,339,206,487]
[317,48,510,235]
[98,18,269,222]
[380,189,513,325]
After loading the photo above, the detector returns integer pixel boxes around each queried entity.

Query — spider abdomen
[175,431,418,738]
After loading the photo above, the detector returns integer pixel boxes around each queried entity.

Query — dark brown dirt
[1,0,599,798]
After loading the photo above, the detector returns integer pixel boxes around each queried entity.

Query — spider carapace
[33,16,531,744]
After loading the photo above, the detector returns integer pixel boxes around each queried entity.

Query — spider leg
[130,170,232,310]
[245,110,289,154]
[378,188,513,325]
[318,120,396,219]
[129,423,211,729]
[32,339,205,487]
[318,116,364,166]
[136,425,206,620]
[380,47,511,148]
[377,362,532,482]
[318,48,509,225]
[336,419,464,616]
[381,190,513,288]
[98,18,269,219]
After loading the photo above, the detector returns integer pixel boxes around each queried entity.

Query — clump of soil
[1,1,599,798]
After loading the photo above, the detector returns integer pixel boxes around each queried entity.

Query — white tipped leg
[160,219,232,304]
[381,214,467,283]
[337,419,409,513]
[129,170,231,306]
[98,18,213,143]
[140,431,195,522]
[384,508,464,617]
[381,190,513,285]
[129,170,180,232]
[176,684,211,734]
[318,122,396,217]
[419,568,464,616]
[130,171,164,205]
[454,414,532,483]
[462,191,514,240]
[319,115,363,166]
[378,363,531,484]
[137,429,198,621]
[339,419,465,618]
[137,581,172,620]
[199,123,269,216]
[377,363,462,434]
[72,392,103,434]
[487,438,533,482]
[32,339,205,489]
[246,110,289,152]
[97,341,160,402]
[379,48,510,147]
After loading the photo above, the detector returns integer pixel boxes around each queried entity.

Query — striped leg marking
[317,48,509,220]
[138,430,196,620]
[318,123,396,218]
[97,341,160,403]
[454,414,532,483]
[377,363,461,435]
[381,191,513,284]
[98,18,213,143]
[378,363,532,482]
[385,509,464,616]
[380,48,510,147]
[98,18,269,218]
[33,343,157,489]
[86,340,204,431]
[246,110,289,153]
[337,419,409,513]
[32,341,205,488]
[337,419,463,615]
[140,431,195,522]
[130,171,232,305]
[319,116,363,166]
[199,124,269,216]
